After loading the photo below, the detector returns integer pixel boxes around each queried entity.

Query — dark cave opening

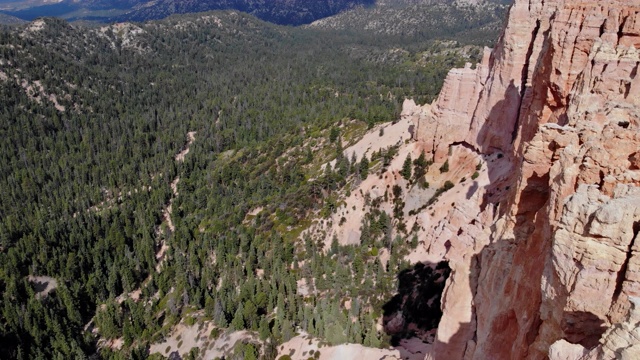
[382,261,451,346]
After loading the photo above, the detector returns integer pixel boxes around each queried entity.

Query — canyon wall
[409,0,640,358]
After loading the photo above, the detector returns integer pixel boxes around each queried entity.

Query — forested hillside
[309,0,510,45]
[0,9,499,360]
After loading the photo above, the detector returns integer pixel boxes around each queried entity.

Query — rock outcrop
[405,0,640,358]
[302,1,640,357]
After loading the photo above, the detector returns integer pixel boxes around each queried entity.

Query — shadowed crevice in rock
[449,141,480,155]
[560,311,607,349]
[515,171,550,226]
[512,19,540,142]
[466,180,479,200]
[382,261,451,346]
[476,80,519,159]
[613,221,640,302]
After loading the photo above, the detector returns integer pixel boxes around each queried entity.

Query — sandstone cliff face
[408,0,640,358]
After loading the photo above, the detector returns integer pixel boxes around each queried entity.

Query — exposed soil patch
[149,324,260,360]
[27,275,58,299]
[277,332,405,360]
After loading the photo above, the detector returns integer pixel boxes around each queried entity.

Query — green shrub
[439,160,449,173]
[329,127,340,143]
[210,328,221,339]
[370,247,379,256]
[443,181,454,190]
[471,171,479,180]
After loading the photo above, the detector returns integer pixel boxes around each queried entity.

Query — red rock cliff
[408,0,640,358]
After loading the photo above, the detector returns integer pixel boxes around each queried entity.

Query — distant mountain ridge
[308,0,510,44]
[0,12,26,25]
[116,0,376,25]
[0,0,377,25]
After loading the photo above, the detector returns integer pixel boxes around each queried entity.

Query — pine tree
[329,235,340,256]
[231,304,245,330]
[358,155,369,179]
[258,317,271,340]
[401,155,412,181]
[329,127,340,143]
[281,318,295,342]
[350,152,358,174]
[411,152,427,185]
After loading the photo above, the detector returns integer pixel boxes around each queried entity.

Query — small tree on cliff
[359,155,370,179]
[401,155,412,181]
[439,159,449,173]
[413,151,429,179]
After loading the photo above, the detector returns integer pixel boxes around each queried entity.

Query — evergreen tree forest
[0,10,497,359]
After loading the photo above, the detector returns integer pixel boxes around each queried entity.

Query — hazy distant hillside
[309,0,510,44]
[1,0,377,25]
[0,12,25,24]
[114,0,377,25]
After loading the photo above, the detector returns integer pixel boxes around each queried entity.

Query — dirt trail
[175,131,197,162]
[156,132,196,271]
[161,177,180,234]
[93,132,197,347]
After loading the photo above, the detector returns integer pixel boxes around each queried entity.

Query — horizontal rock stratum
[403,0,640,358]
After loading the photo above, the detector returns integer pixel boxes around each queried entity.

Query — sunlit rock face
[404,0,640,358]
